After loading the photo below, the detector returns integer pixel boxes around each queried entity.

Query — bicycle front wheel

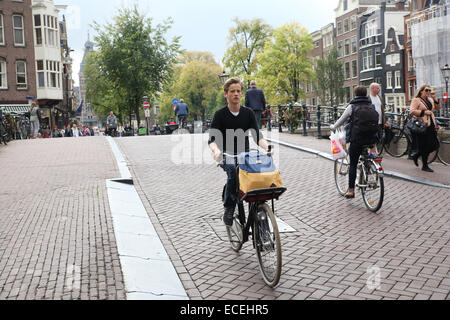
[254,203,282,288]
[361,162,384,213]
[334,156,350,196]
[385,127,408,158]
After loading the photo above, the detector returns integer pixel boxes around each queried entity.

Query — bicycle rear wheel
[334,155,350,196]
[361,161,384,213]
[427,149,439,165]
[385,127,408,158]
[254,203,282,288]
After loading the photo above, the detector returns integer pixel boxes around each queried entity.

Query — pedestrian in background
[175,99,189,129]
[107,111,118,137]
[71,124,80,138]
[369,83,387,156]
[410,85,442,173]
[29,102,40,139]
[117,123,124,137]
[245,80,267,130]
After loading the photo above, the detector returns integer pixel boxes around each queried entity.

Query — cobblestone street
[0,135,448,300]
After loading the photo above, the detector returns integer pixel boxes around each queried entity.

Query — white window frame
[0,14,5,45]
[352,60,358,78]
[12,15,25,46]
[37,60,45,88]
[387,71,393,89]
[351,36,357,54]
[395,71,401,89]
[0,59,7,89]
[34,14,43,46]
[362,50,372,71]
[344,38,350,56]
[44,15,59,48]
[16,60,27,88]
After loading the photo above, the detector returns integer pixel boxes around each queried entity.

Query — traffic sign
[172,98,179,105]
[444,92,448,103]
[143,101,150,109]
[145,109,151,118]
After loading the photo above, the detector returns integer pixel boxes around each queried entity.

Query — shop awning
[0,105,31,114]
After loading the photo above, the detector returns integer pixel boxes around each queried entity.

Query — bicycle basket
[238,152,284,195]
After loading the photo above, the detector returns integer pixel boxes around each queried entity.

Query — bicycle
[335,145,385,213]
[220,148,286,287]
[376,111,413,158]
[427,121,450,166]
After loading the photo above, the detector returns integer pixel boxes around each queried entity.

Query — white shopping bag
[330,129,346,160]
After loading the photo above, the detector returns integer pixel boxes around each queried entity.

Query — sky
[55,0,339,86]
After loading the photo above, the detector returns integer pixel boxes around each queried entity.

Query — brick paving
[0,138,126,300]
[116,133,450,300]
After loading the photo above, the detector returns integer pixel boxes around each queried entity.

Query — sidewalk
[263,130,450,188]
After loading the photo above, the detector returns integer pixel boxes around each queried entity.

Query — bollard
[317,105,322,139]
[334,105,338,122]
[289,104,294,134]
[302,104,308,136]
[278,105,283,133]
[268,106,272,132]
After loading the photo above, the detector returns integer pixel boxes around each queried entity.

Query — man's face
[371,85,380,95]
[225,84,243,105]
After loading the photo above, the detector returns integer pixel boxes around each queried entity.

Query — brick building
[0,0,37,112]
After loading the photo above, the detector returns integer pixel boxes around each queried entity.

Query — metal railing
[262,104,450,138]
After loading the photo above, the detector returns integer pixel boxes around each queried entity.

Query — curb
[267,138,450,190]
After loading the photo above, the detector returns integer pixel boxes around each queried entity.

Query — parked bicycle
[376,110,414,158]
[428,120,450,166]
[335,145,385,212]
[0,109,11,145]
[220,147,286,287]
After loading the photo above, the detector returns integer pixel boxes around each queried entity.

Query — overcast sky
[56,0,339,86]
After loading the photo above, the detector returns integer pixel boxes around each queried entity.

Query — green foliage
[88,6,181,125]
[256,22,314,105]
[223,18,272,87]
[314,47,345,107]
[158,52,223,123]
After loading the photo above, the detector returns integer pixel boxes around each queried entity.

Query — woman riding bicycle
[330,86,379,199]
[208,77,271,227]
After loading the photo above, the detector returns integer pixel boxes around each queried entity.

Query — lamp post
[441,64,450,118]
[218,71,230,86]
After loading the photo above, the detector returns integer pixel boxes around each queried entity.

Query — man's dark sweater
[208,106,262,155]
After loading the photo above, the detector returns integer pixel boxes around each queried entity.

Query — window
[42,15,58,47]
[37,60,45,87]
[362,50,372,70]
[16,61,27,88]
[344,39,350,56]
[409,80,416,99]
[350,16,357,30]
[408,51,415,72]
[351,36,357,54]
[345,62,351,80]
[344,0,348,11]
[344,19,349,33]
[13,15,25,46]
[387,72,392,89]
[337,22,343,36]
[352,60,358,78]
[375,48,381,67]
[337,41,343,58]
[34,15,42,45]
[0,59,7,89]
[362,20,377,39]
[0,14,4,45]
[395,71,401,88]
[345,87,351,103]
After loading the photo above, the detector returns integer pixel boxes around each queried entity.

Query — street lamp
[441,64,450,117]
[218,71,230,85]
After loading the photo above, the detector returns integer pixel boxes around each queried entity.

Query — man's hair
[250,80,256,86]
[370,83,380,91]
[224,77,244,93]
[180,99,184,103]
[354,86,368,97]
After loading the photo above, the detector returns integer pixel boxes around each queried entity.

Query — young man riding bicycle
[330,86,379,199]
[208,77,271,227]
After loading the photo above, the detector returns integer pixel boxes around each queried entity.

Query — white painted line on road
[106,138,189,301]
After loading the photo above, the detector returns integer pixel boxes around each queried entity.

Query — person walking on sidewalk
[209,77,271,227]
[330,86,379,199]
[29,102,41,139]
[409,85,442,173]
[245,80,267,130]
[107,111,118,137]
[369,83,387,156]
[175,99,189,129]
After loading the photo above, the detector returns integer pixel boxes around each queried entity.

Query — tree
[314,47,345,107]
[91,6,181,125]
[159,52,223,123]
[256,22,314,105]
[223,18,272,87]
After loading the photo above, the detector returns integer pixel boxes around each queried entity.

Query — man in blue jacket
[245,81,267,129]
[174,99,189,129]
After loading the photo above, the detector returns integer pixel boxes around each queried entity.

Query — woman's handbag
[407,117,427,135]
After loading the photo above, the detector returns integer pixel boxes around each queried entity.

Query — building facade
[0,0,37,112]
[78,35,98,127]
